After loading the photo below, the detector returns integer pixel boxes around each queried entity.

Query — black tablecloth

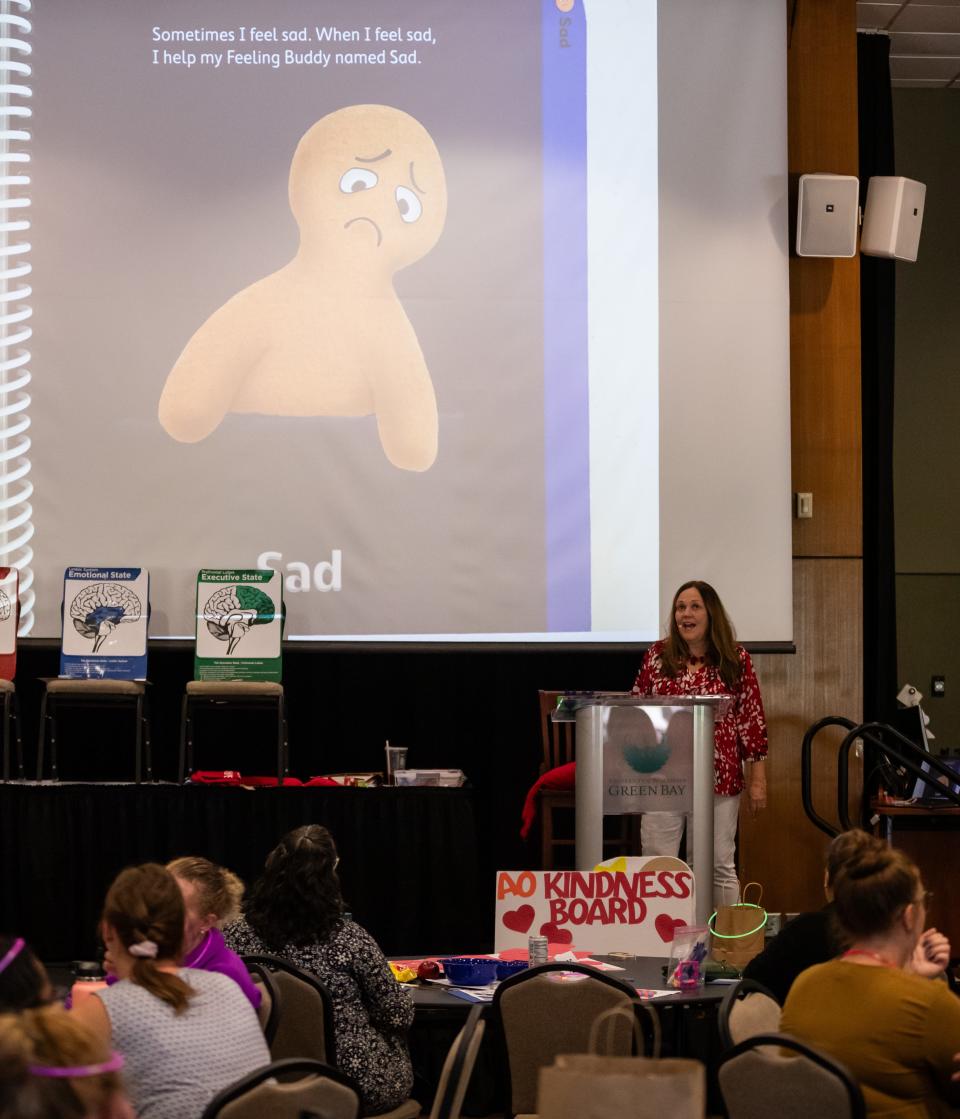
[0,783,483,961]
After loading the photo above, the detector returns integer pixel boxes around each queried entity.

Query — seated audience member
[781,833,960,1117]
[165,856,261,1009]
[72,864,269,1119]
[224,824,414,1116]
[0,1005,133,1119]
[0,936,53,1012]
[744,829,951,1003]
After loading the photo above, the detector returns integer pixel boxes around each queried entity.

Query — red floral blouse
[632,640,768,796]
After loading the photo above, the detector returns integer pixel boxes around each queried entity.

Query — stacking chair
[491,961,650,1119]
[718,1033,866,1119]
[537,690,638,869]
[179,681,288,784]
[243,960,280,1045]
[430,1004,486,1119]
[36,678,152,782]
[0,679,23,780]
[242,954,335,1064]
[200,1058,360,1119]
[718,977,781,1050]
[241,953,421,1119]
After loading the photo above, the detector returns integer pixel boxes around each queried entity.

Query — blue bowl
[443,957,498,986]
[495,959,529,981]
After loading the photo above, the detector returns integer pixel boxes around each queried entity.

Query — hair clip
[128,940,158,959]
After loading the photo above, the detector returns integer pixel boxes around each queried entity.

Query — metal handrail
[801,715,960,837]
[801,716,857,837]
[836,721,960,830]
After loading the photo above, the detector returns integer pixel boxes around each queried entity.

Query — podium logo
[622,740,671,775]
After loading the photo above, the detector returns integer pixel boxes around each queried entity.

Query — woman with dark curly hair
[223,824,415,1117]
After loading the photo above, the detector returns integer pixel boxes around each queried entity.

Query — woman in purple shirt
[166,857,261,1010]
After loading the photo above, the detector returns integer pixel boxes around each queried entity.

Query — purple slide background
[543,0,589,631]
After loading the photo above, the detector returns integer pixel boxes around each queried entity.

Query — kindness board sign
[494,855,697,957]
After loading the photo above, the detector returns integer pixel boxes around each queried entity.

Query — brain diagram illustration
[158,104,448,471]
[202,585,276,655]
[70,583,142,653]
[0,591,10,623]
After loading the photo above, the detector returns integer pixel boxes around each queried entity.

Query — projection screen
[9,0,791,643]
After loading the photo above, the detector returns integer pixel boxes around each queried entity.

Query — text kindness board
[494,856,696,957]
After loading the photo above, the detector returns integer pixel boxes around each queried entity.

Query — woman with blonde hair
[72,863,269,1119]
[0,1004,132,1119]
[782,832,960,1116]
[165,856,260,1008]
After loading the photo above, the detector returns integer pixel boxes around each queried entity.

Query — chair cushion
[520,762,577,839]
[47,678,145,695]
[186,680,283,696]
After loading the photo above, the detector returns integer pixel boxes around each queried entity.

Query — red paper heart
[655,914,687,944]
[539,921,574,945]
[502,904,535,934]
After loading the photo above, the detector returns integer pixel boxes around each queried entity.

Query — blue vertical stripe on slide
[543,0,589,632]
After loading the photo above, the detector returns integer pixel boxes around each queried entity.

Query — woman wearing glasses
[781,831,960,1116]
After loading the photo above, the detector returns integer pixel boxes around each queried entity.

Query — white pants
[640,793,741,908]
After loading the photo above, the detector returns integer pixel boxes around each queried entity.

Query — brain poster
[0,569,18,681]
[194,569,283,681]
[59,568,149,680]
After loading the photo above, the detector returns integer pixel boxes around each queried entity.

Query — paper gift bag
[538,1005,703,1119]
[708,881,768,970]
[539,1054,705,1119]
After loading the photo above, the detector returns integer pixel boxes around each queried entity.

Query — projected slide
[28,0,661,639]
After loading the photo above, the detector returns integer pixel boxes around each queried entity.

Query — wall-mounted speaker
[796,173,859,258]
[860,175,926,262]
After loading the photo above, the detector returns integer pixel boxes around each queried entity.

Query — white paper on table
[554,951,625,972]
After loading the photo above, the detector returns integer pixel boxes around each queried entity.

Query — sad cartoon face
[288,104,448,273]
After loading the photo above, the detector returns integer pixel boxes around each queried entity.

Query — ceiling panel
[889,53,960,77]
[854,2,899,29]
[887,29,960,52]
[891,76,956,84]
[857,1,903,27]
[892,5,960,31]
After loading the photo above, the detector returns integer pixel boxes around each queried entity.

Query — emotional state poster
[29,0,597,639]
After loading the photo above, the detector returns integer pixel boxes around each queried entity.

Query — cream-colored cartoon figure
[158,104,447,471]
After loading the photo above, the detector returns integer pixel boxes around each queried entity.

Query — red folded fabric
[190,770,245,785]
[189,772,305,787]
[241,776,304,787]
[519,761,576,840]
[304,776,341,787]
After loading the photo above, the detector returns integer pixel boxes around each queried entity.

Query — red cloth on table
[520,761,576,840]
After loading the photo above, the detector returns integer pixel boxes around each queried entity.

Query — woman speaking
[633,580,767,905]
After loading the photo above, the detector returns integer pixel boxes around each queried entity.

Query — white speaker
[796,173,859,258]
[860,175,926,262]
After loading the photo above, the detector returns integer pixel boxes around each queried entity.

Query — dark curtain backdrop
[5,639,648,960]
[858,33,898,729]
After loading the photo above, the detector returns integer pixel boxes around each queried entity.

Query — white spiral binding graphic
[0,1,32,633]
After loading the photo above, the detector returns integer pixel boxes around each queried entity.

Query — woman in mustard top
[781,832,960,1118]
